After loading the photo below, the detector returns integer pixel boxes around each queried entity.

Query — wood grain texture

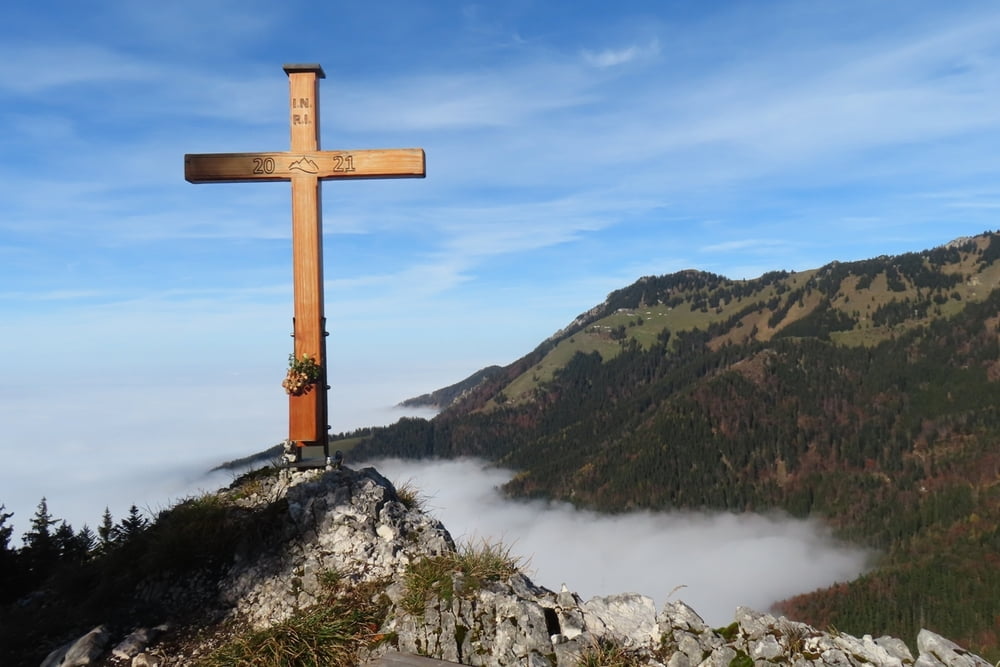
[288,174,326,443]
[184,149,425,183]
[285,68,327,444]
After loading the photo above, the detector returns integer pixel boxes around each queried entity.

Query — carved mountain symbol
[288,156,319,174]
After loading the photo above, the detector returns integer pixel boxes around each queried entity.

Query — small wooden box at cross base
[184,64,425,462]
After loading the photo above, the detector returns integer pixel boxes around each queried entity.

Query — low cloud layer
[0,375,437,542]
[0,431,869,628]
[365,457,871,626]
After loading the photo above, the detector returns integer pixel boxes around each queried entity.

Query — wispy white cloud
[436,198,611,257]
[333,66,598,132]
[558,11,1000,186]
[581,39,660,68]
[0,43,150,94]
[112,0,277,53]
[700,239,799,255]
[0,288,107,301]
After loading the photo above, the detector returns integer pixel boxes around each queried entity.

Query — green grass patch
[198,575,389,667]
[502,336,620,403]
[393,479,426,511]
[729,650,754,667]
[328,435,365,452]
[139,493,243,573]
[401,539,524,615]
[715,621,739,641]
[503,302,722,403]
[495,248,1000,403]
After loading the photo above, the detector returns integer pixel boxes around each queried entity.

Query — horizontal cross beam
[184,148,425,183]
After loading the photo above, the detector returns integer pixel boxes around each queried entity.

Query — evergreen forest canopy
[348,231,1000,659]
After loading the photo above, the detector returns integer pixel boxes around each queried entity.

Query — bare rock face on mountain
[41,466,992,666]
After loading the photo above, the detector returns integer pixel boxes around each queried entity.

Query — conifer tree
[115,505,149,543]
[97,507,115,553]
[0,504,22,603]
[0,504,12,554]
[22,497,58,581]
[75,524,97,556]
[53,521,78,561]
[52,520,94,563]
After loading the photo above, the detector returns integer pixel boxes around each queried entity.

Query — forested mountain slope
[397,364,505,409]
[349,231,1000,658]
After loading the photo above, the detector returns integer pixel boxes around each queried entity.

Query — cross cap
[283,63,326,79]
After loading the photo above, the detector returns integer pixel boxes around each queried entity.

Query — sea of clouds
[1,379,869,626]
[0,378,435,544]
[359,457,871,626]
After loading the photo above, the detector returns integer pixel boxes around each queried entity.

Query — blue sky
[2,1,1000,533]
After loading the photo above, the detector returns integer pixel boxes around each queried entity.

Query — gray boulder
[39,625,109,667]
[916,629,992,667]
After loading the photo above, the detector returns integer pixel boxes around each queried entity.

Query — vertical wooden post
[285,65,328,448]
[185,64,425,464]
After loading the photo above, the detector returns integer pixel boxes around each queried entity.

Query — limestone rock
[581,593,659,648]
[875,636,915,664]
[132,653,163,667]
[40,625,109,667]
[658,600,708,635]
[112,625,168,660]
[734,605,777,640]
[916,629,992,667]
[220,466,455,629]
[750,633,783,660]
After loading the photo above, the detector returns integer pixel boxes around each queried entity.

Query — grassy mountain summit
[350,231,1000,659]
[471,233,994,408]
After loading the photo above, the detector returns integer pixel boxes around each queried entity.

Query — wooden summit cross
[185,64,425,459]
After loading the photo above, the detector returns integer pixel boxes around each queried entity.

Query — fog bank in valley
[0,376,436,543]
[365,457,871,626]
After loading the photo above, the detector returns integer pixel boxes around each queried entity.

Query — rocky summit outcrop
[39,465,993,666]
[377,572,991,667]
[218,465,454,630]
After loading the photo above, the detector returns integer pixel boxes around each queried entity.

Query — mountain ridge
[347,230,1000,658]
[398,365,505,410]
